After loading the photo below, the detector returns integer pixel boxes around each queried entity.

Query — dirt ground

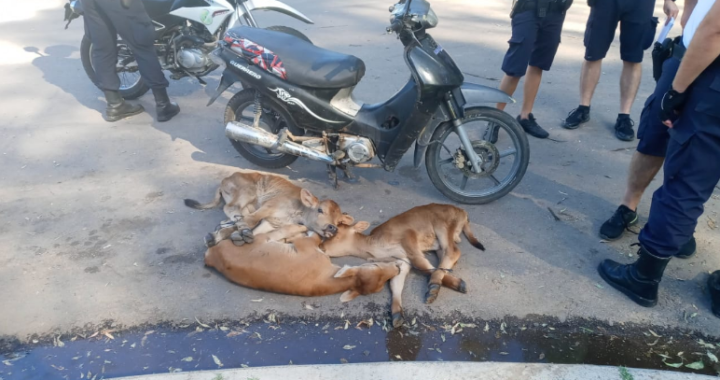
[1,0,719,339]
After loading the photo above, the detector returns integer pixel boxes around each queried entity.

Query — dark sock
[618,113,630,120]
[578,105,590,112]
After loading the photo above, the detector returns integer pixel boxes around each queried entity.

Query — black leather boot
[709,271,720,318]
[598,246,670,307]
[153,87,180,122]
[104,91,144,122]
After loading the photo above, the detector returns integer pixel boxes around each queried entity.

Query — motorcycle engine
[171,32,216,75]
[177,47,211,74]
[339,136,375,163]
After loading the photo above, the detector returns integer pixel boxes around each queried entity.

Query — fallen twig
[547,207,561,221]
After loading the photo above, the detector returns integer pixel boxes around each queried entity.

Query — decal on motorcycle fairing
[199,9,213,25]
[230,60,261,80]
[269,88,343,124]
[224,33,287,79]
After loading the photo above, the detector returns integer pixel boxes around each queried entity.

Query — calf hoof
[392,312,405,329]
[229,231,246,246]
[425,284,441,304]
[458,279,467,294]
[240,228,254,243]
[204,233,216,248]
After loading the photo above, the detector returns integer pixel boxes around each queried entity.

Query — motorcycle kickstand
[340,166,358,184]
[327,165,339,189]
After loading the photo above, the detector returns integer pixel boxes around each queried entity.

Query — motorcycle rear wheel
[80,35,150,100]
[224,89,303,169]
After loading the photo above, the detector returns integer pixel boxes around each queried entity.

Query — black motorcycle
[208,0,529,204]
[63,0,313,100]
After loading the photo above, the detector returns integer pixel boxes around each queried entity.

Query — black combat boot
[104,91,144,122]
[708,271,720,318]
[598,246,670,307]
[153,87,180,122]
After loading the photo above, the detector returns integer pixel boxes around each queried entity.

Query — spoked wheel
[224,89,303,168]
[81,35,150,99]
[426,106,529,204]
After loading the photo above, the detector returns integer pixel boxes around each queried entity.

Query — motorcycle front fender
[207,69,242,106]
[461,82,515,105]
[238,0,314,24]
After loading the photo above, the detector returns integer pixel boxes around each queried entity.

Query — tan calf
[185,171,352,245]
[321,203,484,327]
[204,224,406,301]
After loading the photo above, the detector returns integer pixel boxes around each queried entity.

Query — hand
[659,88,688,128]
[663,0,679,21]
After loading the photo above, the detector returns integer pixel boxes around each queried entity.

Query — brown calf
[204,224,406,301]
[185,171,352,245]
[321,203,484,327]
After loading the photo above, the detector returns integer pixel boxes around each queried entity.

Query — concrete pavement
[113,362,714,380]
[1,0,719,341]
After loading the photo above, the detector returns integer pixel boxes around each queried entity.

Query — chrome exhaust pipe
[225,121,334,164]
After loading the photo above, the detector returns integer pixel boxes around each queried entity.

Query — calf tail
[184,187,223,210]
[462,219,485,251]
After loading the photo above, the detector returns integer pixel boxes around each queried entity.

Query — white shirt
[683,0,717,46]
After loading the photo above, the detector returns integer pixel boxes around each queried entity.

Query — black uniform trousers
[639,62,720,258]
[81,0,168,91]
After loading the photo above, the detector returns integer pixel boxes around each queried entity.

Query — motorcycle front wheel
[425,106,529,204]
[80,35,150,100]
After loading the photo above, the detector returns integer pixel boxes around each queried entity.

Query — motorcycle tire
[425,107,529,204]
[80,34,150,100]
[225,88,302,169]
[264,25,312,44]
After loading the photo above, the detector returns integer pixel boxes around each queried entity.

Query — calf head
[321,221,371,257]
[300,188,353,238]
[334,261,402,302]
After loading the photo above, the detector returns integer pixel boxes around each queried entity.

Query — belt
[515,1,566,14]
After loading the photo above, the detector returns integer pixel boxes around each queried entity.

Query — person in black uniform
[81,0,180,122]
[598,0,720,318]
[562,0,678,141]
[598,1,698,251]
[495,0,573,139]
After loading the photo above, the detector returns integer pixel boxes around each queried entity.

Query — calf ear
[340,214,355,225]
[300,188,319,208]
[353,221,370,232]
[334,265,358,278]
[339,289,360,302]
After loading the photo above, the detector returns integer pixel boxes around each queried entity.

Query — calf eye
[317,208,323,214]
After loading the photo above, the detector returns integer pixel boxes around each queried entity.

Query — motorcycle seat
[225,27,365,89]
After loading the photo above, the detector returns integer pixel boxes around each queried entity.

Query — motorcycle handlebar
[386,18,403,33]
